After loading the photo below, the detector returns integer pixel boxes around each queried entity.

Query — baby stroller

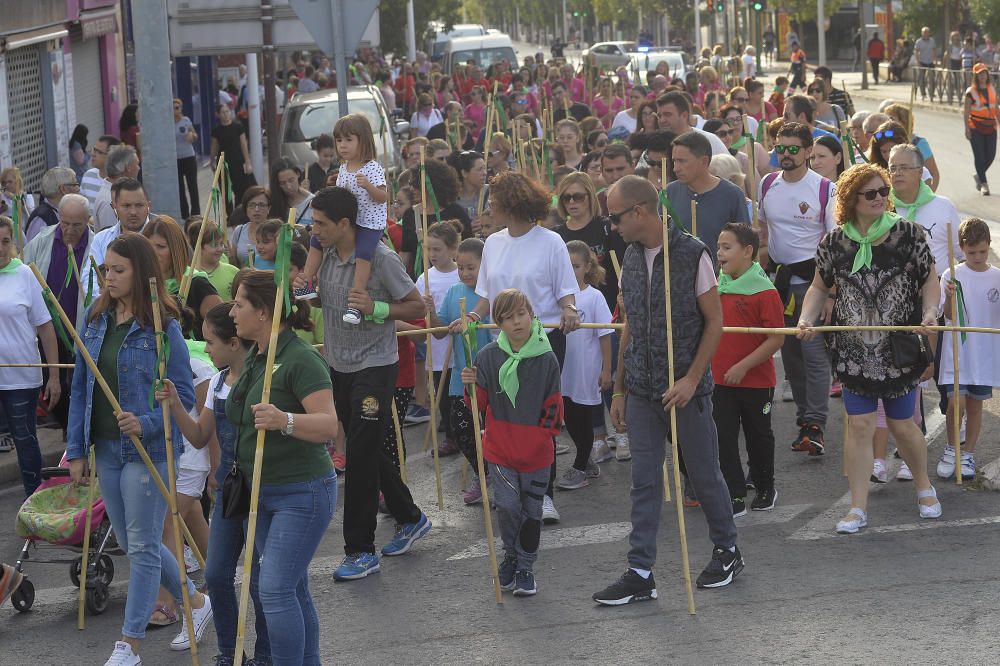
[11,455,120,614]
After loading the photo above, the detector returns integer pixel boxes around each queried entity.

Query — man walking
[914,27,937,100]
[592,176,742,606]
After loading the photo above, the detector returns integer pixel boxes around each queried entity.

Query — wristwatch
[282,412,295,436]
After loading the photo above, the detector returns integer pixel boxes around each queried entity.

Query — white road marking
[795,515,1000,540]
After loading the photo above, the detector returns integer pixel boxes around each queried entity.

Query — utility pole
[246,53,265,179]
[694,1,702,54]
[818,0,827,66]
[562,0,567,43]
[262,0,278,164]
[859,0,868,90]
[132,0,179,218]
[407,0,417,61]
[331,0,350,117]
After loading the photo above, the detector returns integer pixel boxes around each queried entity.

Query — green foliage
[781,0,843,21]
[379,0,464,56]
[970,0,1000,42]
[897,0,946,39]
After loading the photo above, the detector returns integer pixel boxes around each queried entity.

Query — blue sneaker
[512,570,537,597]
[381,512,432,556]
[333,552,380,580]
[498,554,517,591]
[403,405,431,425]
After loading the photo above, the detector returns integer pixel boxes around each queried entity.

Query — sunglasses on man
[774,144,802,155]
[873,129,896,141]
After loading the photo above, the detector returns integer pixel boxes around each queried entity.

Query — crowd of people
[0,36,999,666]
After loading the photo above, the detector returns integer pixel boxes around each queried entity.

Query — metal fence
[909,66,1000,106]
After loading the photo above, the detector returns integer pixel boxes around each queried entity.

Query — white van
[429,23,486,61]
[442,34,517,74]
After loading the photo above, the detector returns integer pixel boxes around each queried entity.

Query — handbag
[888,331,932,370]
[222,460,250,519]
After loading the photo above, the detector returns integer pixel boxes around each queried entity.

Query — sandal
[835,507,868,534]
[148,604,179,627]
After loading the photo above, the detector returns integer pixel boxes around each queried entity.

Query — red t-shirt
[396,318,421,389]
[713,290,785,388]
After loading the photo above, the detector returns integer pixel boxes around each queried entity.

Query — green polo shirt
[226,328,334,485]
[91,314,134,441]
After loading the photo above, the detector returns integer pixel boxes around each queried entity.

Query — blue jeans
[94,439,195,639]
[255,473,337,666]
[0,388,43,496]
[204,489,271,660]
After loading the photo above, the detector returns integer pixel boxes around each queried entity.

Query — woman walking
[796,163,942,534]
[964,62,1000,196]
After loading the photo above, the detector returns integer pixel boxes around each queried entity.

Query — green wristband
[365,300,390,324]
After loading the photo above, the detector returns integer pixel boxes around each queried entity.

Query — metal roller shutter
[71,37,105,138]
[5,44,47,192]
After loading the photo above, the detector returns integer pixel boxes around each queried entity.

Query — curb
[846,85,965,115]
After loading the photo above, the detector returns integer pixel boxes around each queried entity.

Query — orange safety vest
[967,84,998,132]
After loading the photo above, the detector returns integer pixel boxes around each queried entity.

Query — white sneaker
[554,440,573,455]
[590,439,614,463]
[960,453,976,480]
[541,495,560,524]
[605,432,619,449]
[835,507,868,534]
[615,435,632,461]
[936,445,956,479]
[170,595,213,651]
[917,486,942,519]
[870,459,888,483]
[780,380,794,402]
[103,642,141,666]
[896,460,913,481]
[183,545,200,574]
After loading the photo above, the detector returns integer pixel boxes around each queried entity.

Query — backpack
[760,171,832,229]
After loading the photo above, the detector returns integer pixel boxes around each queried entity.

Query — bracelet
[467,311,481,322]
[365,300,390,324]
[612,392,625,399]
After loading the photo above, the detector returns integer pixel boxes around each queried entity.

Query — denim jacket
[67,308,196,463]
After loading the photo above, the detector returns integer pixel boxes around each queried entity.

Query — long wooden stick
[947,223,962,486]
[27,263,205,568]
[391,398,408,484]
[181,156,226,302]
[662,159,696,615]
[234,211,295,664]
[743,114,759,228]
[420,146,445,511]
[460,297,503,603]
[77,445,97,630]
[150,278,199,666]
[422,337,454,454]
[88,256,106,291]
[689,199,698,238]
[0,363,75,368]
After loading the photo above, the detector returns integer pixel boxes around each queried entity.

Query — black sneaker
[498,554,517,591]
[593,569,658,605]
[512,570,536,597]
[805,424,825,456]
[790,423,812,452]
[751,487,777,511]
[732,496,747,517]
[696,546,744,589]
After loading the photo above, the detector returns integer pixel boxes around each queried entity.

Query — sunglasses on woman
[873,129,896,141]
[858,185,890,201]
[774,144,802,155]
[560,192,588,203]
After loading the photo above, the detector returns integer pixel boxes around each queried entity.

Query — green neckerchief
[842,212,899,274]
[732,134,747,150]
[165,268,210,295]
[185,339,215,369]
[496,318,552,407]
[717,262,776,296]
[890,181,935,222]
[0,257,23,274]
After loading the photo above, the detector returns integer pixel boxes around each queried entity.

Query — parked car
[441,34,517,74]
[428,23,485,61]
[629,48,690,81]
[582,41,637,70]
[279,85,408,179]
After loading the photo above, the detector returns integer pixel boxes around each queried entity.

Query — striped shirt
[79,168,105,208]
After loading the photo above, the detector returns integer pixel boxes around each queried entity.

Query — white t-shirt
[416,266,461,371]
[0,263,52,390]
[610,109,637,134]
[693,125,730,156]
[742,54,756,79]
[642,246,718,296]
[203,369,233,409]
[758,169,838,283]
[337,160,387,231]
[179,358,216,472]
[410,109,443,137]
[476,225,578,326]
[895,194,963,276]
[562,285,614,405]
[939,264,1000,387]
[292,192,315,227]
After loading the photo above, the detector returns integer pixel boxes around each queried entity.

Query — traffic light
[573,10,579,16]
[752,0,766,10]
[716,0,725,12]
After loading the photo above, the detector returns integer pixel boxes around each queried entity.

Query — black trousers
[563,397,596,472]
[332,363,421,554]
[177,155,200,220]
[383,387,413,471]
[713,385,776,498]
[450,394,483,474]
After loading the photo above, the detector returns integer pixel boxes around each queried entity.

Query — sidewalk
[0,428,66,488]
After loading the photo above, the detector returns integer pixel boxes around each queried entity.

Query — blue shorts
[940,384,993,400]
[843,388,918,420]
[414,340,426,362]
[354,226,384,262]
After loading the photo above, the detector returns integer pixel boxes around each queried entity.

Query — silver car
[582,41,636,71]
[279,85,409,179]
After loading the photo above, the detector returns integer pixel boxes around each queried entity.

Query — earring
[259,315,265,321]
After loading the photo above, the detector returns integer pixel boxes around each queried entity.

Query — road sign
[288,0,379,60]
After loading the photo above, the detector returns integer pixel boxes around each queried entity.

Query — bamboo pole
[27,263,205,567]
[76,446,97,630]
[0,363,75,368]
[420,146,445,511]
[422,336,453,455]
[150,278,200,666]
[476,83,500,217]
[234,211,294,664]
[88,256,106,291]
[460,297,503,604]
[744,115,759,229]
[947,223,962,486]
[181,156,226,302]
[391,398,408,484]
[662,159,696,615]
[689,199,698,238]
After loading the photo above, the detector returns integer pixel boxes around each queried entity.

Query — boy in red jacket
[462,289,562,598]
[712,224,785,515]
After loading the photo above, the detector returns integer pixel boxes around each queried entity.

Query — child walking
[301,113,388,324]
[556,241,613,490]
[937,218,1000,480]
[461,289,563,596]
[712,224,785,514]
[424,237,493,503]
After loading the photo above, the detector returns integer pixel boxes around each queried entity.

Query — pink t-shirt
[591,96,625,128]
[464,103,486,135]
